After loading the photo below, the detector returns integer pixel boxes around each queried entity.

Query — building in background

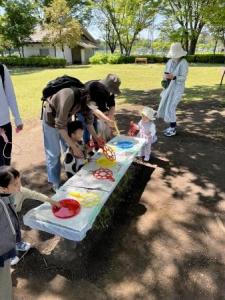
[23,27,97,64]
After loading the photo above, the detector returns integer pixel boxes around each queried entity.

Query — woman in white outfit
[157,43,189,137]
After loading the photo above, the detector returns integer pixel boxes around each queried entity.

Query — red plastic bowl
[52,199,81,219]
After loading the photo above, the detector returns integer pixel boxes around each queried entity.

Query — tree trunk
[18,47,21,57]
[22,46,24,58]
[118,40,124,54]
[188,37,198,55]
[125,33,138,56]
[54,46,56,57]
[108,43,115,53]
[213,39,218,54]
[183,31,189,53]
[62,46,65,59]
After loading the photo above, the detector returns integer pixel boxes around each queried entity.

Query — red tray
[52,199,81,219]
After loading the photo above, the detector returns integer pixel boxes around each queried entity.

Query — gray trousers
[0,260,12,300]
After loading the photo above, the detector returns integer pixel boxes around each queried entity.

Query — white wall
[81,48,95,64]
[23,44,72,64]
[55,46,72,64]
[23,45,56,57]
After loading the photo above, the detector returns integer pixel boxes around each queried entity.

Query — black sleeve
[107,94,115,108]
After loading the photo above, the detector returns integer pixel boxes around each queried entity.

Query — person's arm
[163,61,170,79]
[107,94,116,119]
[15,187,60,212]
[58,129,84,158]
[93,109,114,127]
[176,60,189,83]
[3,65,23,128]
[86,124,105,147]
[108,106,115,119]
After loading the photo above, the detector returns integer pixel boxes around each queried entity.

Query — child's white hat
[141,107,156,120]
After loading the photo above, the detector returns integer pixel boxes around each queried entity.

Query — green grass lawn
[10,64,225,120]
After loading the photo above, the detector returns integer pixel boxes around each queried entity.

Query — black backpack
[0,63,5,89]
[41,75,85,119]
[41,75,84,100]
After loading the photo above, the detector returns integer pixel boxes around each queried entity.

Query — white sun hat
[167,42,187,59]
[141,107,156,121]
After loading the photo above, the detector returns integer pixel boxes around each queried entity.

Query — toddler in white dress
[129,107,157,162]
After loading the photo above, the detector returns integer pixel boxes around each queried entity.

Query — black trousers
[0,122,12,166]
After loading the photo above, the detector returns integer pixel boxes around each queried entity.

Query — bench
[23,135,145,241]
[135,57,148,64]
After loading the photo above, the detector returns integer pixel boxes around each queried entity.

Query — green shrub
[89,53,225,64]
[0,56,66,67]
[107,53,122,64]
[123,55,136,63]
[186,54,225,63]
[89,53,108,64]
[145,55,167,63]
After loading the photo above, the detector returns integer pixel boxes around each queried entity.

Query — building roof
[27,26,97,49]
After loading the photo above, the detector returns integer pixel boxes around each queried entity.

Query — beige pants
[0,260,12,300]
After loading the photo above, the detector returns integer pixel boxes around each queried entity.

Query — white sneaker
[164,127,176,137]
[143,156,150,162]
[10,256,20,266]
[16,241,31,252]
[163,127,172,133]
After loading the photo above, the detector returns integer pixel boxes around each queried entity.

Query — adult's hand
[16,124,23,133]
[165,73,174,80]
[71,144,84,158]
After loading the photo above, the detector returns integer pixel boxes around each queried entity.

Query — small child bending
[64,121,91,178]
[129,107,157,162]
[0,166,59,266]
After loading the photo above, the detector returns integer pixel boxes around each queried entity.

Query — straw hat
[141,107,156,121]
[167,42,187,59]
[100,74,121,95]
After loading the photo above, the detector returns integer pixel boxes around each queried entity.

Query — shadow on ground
[13,85,225,300]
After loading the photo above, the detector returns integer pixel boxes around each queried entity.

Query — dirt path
[12,94,225,300]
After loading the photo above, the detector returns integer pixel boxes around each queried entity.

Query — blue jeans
[77,113,97,144]
[42,121,67,186]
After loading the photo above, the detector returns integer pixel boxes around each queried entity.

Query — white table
[23,135,145,241]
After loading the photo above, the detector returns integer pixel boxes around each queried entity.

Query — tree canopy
[43,0,81,57]
[0,0,38,56]
[39,0,92,25]
[94,0,160,56]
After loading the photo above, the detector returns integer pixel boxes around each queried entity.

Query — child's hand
[128,121,138,136]
[50,200,61,208]
[71,144,84,158]
[95,136,105,148]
